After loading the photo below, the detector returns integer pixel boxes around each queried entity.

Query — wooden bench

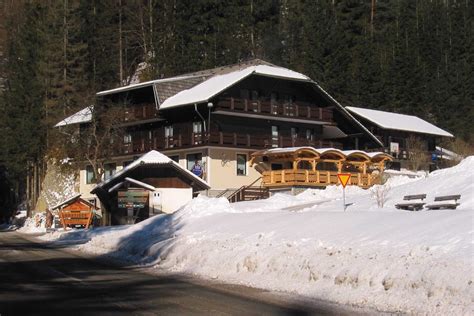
[425,195,461,210]
[59,210,93,229]
[395,194,427,211]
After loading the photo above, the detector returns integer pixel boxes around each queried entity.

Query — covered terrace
[250,147,392,189]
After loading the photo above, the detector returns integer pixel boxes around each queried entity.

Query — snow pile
[37,158,473,314]
[174,196,234,218]
[18,213,47,234]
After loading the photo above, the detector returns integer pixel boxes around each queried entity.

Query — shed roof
[346,106,453,137]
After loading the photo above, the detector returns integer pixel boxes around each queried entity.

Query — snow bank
[18,214,47,234]
[37,158,474,314]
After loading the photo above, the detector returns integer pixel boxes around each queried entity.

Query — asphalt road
[0,230,366,316]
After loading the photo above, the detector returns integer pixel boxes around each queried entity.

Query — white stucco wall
[208,148,261,190]
[150,188,193,214]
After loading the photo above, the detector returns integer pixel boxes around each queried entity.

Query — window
[104,163,116,181]
[193,121,203,134]
[271,126,279,147]
[283,94,295,116]
[306,128,314,141]
[169,155,179,163]
[86,165,95,184]
[165,125,173,137]
[187,153,203,178]
[291,127,299,139]
[123,133,132,144]
[271,92,279,114]
[250,90,259,112]
[164,126,174,148]
[236,154,247,175]
[193,122,203,144]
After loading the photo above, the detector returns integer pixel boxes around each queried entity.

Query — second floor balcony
[119,131,342,156]
[216,97,333,122]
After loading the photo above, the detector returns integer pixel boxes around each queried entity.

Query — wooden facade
[52,195,96,229]
[99,73,378,159]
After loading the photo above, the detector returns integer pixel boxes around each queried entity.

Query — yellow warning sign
[337,173,351,188]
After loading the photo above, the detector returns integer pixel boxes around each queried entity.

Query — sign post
[337,173,351,211]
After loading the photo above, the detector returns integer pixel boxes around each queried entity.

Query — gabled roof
[159,64,311,109]
[91,150,209,194]
[346,106,454,137]
[55,59,382,147]
[95,75,203,97]
[55,106,93,127]
[51,194,96,210]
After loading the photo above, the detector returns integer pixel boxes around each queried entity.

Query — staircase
[225,177,270,203]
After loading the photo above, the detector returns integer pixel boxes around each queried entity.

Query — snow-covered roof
[55,106,93,127]
[251,147,392,163]
[160,65,311,110]
[51,193,96,210]
[346,106,454,137]
[92,150,209,193]
[96,75,200,96]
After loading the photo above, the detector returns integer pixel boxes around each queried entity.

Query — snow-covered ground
[28,157,473,314]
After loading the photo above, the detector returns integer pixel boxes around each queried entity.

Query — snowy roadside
[21,157,474,315]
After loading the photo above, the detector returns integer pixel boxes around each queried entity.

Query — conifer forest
[0,0,472,214]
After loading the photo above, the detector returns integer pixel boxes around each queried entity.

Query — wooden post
[270,171,274,184]
[316,171,320,183]
[282,170,285,183]
[305,170,309,183]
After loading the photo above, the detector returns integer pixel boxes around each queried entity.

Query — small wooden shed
[52,194,97,229]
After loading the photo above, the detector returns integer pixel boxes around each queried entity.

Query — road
[0,230,365,316]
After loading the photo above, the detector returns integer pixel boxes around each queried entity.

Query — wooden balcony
[262,169,381,189]
[217,97,333,122]
[122,103,160,124]
[116,132,343,156]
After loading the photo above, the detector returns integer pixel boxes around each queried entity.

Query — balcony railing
[262,169,381,188]
[123,103,159,123]
[217,97,333,122]
[117,132,342,156]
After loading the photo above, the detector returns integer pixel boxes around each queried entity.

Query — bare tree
[371,183,391,208]
[406,135,429,171]
[81,102,125,184]
[55,99,125,185]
